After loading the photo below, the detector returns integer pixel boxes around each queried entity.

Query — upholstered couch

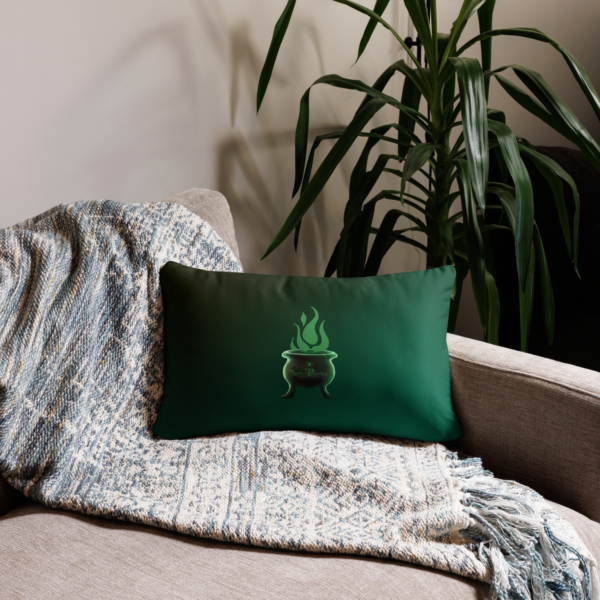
[1,189,599,599]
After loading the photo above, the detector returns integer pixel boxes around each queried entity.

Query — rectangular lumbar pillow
[154,262,461,442]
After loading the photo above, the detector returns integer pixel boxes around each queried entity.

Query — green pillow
[154,262,461,442]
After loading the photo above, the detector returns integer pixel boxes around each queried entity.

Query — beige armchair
[1,189,598,599]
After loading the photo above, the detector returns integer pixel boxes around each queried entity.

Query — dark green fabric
[154,262,461,441]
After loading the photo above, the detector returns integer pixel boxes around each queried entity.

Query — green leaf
[533,225,555,345]
[383,166,435,200]
[511,65,600,171]
[293,220,302,252]
[355,59,427,116]
[292,88,312,197]
[493,75,576,144]
[448,247,469,333]
[439,219,456,263]
[485,269,500,344]
[519,242,536,352]
[524,156,571,259]
[487,108,505,124]
[403,0,435,68]
[488,185,517,231]
[364,210,406,276]
[291,72,430,198]
[300,131,342,197]
[315,74,430,128]
[257,0,297,111]
[345,154,433,231]
[324,240,340,277]
[389,231,430,255]
[441,0,490,67]
[261,98,386,260]
[477,0,496,99]
[450,57,489,210]
[355,0,391,64]
[332,0,425,73]
[400,143,437,202]
[518,142,580,275]
[349,125,393,197]
[458,27,600,122]
[348,199,377,276]
[398,75,423,159]
[455,159,488,331]
[487,120,533,292]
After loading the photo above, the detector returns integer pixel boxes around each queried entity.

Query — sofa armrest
[448,333,600,522]
[164,188,241,266]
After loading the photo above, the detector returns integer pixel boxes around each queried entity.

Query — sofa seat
[1,501,598,600]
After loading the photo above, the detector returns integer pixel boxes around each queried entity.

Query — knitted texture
[0,201,597,600]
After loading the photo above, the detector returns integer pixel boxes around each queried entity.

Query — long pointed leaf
[511,65,600,171]
[458,27,600,122]
[525,157,571,259]
[291,72,431,198]
[355,0,391,64]
[348,199,377,276]
[518,142,580,275]
[448,246,469,333]
[455,159,488,330]
[493,75,576,144]
[364,210,403,276]
[324,240,341,277]
[441,0,489,67]
[293,220,302,252]
[350,125,394,197]
[487,120,533,291]
[533,225,555,345]
[292,88,312,197]
[401,143,437,201]
[345,153,433,230]
[300,132,342,196]
[403,0,435,68]
[257,0,296,111]
[262,98,386,260]
[314,74,430,128]
[356,60,427,115]
[450,57,489,210]
[399,76,422,159]
[485,269,500,344]
[519,242,536,352]
[477,0,496,98]
[332,0,425,74]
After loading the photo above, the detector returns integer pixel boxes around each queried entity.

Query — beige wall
[1,1,598,339]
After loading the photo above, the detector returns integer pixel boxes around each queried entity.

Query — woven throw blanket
[0,200,597,600]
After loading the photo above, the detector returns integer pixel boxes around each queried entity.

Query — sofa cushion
[1,502,597,600]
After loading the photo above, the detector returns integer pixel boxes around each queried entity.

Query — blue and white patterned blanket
[0,201,597,600]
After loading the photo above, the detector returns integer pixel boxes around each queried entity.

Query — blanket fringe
[451,456,599,600]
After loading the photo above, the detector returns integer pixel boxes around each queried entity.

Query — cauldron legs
[282,383,296,399]
[320,385,333,399]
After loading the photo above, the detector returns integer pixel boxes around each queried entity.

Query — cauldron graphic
[282,307,337,399]
[281,350,338,399]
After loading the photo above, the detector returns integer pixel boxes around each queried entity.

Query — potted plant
[256,0,600,350]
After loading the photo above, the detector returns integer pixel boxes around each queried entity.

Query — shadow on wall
[53,20,203,204]
[216,129,342,277]
[217,9,354,277]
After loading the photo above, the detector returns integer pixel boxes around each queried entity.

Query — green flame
[290,307,329,352]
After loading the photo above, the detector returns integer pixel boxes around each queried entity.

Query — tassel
[450,455,598,600]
